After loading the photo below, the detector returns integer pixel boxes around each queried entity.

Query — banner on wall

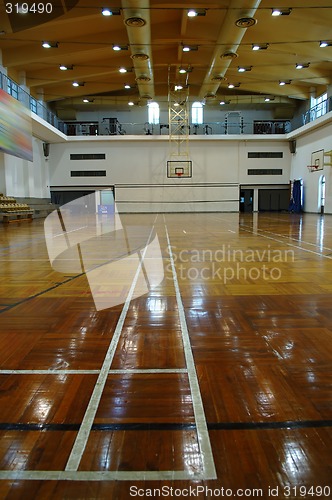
[0,88,33,162]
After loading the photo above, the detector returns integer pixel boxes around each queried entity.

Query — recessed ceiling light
[182,45,198,52]
[238,66,252,72]
[72,81,84,87]
[279,80,291,85]
[59,64,73,71]
[296,62,310,69]
[271,8,292,16]
[252,43,269,51]
[113,44,128,51]
[228,83,240,89]
[42,41,58,48]
[320,41,332,48]
[187,9,197,17]
[124,84,131,89]
[119,67,127,73]
[187,8,206,17]
[101,7,120,16]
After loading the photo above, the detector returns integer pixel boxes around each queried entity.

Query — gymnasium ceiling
[0,0,332,116]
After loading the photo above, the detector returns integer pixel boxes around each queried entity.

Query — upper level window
[148,101,160,124]
[191,101,203,124]
[7,79,18,100]
[311,92,327,118]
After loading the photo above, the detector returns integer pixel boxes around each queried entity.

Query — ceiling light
[119,67,127,73]
[59,64,73,71]
[179,68,187,74]
[124,84,131,89]
[72,81,84,87]
[42,41,58,48]
[220,100,230,105]
[252,43,269,51]
[101,7,120,16]
[83,98,94,103]
[296,62,310,69]
[279,80,291,85]
[228,83,240,89]
[182,45,198,52]
[320,41,332,48]
[175,85,183,90]
[113,44,128,51]
[271,8,292,16]
[238,66,252,72]
[128,101,134,106]
[187,8,206,17]
[174,102,180,107]
[264,96,274,102]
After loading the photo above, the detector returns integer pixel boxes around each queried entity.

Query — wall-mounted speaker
[43,142,50,157]
[289,140,296,154]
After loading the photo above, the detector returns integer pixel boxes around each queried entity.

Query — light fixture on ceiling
[296,62,310,69]
[42,41,58,48]
[124,84,131,89]
[175,85,183,91]
[220,100,230,105]
[128,101,134,106]
[119,67,128,73]
[279,80,291,85]
[72,81,84,87]
[182,44,198,52]
[101,7,120,16]
[174,102,180,107]
[238,66,252,72]
[187,8,206,17]
[264,96,274,102]
[83,98,94,103]
[228,83,240,89]
[320,41,332,48]
[59,64,73,71]
[179,68,187,74]
[271,8,292,16]
[252,43,269,51]
[113,44,128,51]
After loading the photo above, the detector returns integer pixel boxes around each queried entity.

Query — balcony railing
[303,97,332,125]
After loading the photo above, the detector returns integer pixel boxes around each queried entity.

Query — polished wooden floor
[0,212,331,499]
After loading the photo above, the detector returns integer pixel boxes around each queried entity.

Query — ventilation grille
[70,153,106,160]
[124,16,146,27]
[131,53,149,60]
[71,170,106,177]
[248,152,283,158]
[235,17,257,27]
[221,51,238,59]
[248,169,283,175]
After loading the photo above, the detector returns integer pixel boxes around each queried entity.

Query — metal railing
[0,71,65,133]
[2,70,330,137]
[303,97,332,125]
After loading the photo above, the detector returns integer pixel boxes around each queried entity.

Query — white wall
[290,118,332,214]
[49,136,291,212]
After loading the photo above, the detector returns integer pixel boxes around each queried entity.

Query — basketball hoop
[307,165,319,172]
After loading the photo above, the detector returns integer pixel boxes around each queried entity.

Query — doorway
[240,189,253,212]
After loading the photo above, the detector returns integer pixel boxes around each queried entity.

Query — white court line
[0,370,100,375]
[65,220,157,472]
[0,470,207,481]
[0,369,187,375]
[210,214,332,259]
[240,226,332,259]
[164,220,217,480]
